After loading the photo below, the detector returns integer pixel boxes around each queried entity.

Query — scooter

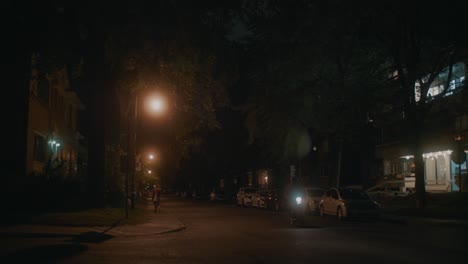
[289,194,306,226]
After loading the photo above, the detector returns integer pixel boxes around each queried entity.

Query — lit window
[414,62,466,102]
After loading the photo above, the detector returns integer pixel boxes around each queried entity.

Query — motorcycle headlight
[295,196,302,205]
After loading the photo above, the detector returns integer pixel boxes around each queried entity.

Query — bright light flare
[147,96,166,114]
[295,197,302,204]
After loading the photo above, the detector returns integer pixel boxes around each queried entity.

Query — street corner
[109,214,187,236]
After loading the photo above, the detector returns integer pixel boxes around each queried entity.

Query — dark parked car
[264,189,288,211]
[213,190,226,201]
[252,189,269,208]
[237,187,259,206]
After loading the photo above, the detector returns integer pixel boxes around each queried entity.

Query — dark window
[120,154,127,172]
[321,166,329,177]
[37,76,49,104]
[33,134,45,162]
[68,105,73,128]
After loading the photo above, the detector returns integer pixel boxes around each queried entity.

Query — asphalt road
[2,196,467,264]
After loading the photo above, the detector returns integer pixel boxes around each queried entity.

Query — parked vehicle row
[236,186,381,222]
[237,187,289,211]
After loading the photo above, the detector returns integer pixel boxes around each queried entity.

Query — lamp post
[125,91,167,216]
[131,92,138,209]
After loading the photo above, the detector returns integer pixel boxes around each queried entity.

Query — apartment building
[26,53,85,178]
[374,62,468,192]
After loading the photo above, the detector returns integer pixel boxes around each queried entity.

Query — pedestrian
[152,185,161,213]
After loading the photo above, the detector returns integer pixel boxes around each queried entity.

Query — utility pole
[455,134,465,192]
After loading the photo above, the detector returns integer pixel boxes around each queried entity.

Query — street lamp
[126,90,167,216]
[148,96,166,113]
[149,154,155,160]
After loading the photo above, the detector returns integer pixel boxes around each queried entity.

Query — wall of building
[26,53,82,178]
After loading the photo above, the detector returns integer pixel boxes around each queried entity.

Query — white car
[319,187,381,220]
[251,190,268,208]
[237,187,258,207]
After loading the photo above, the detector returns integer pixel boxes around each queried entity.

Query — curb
[107,212,187,237]
[118,225,187,237]
[100,217,125,234]
[406,218,468,228]
[380,214,468,227]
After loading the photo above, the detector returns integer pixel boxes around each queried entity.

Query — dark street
[2,196,466,264]
[4,2,468,263]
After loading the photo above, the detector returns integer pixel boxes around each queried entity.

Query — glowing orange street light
[146,95,166,114]
[149,154,155,160]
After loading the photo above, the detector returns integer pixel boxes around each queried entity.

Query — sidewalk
[0,202,186,238]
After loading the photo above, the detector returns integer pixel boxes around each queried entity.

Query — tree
[73,1,243,195]
[236,1,388,185]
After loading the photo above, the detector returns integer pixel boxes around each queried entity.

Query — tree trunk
[336,140,343,187]
[86,87,106,208]
[413,141,426,208]
[410,108,427,208]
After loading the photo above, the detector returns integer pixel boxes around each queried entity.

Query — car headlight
[295,196,302,205]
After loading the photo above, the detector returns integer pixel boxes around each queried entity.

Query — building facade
[26,53,85,178]
[374,62,468,192]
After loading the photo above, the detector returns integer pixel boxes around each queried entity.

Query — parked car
[304,187,326,215]
[264,189,288,211]
[237,187,258,207]
[210,190,226,201]
[319,187,381,220]
[251,189,268,208]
